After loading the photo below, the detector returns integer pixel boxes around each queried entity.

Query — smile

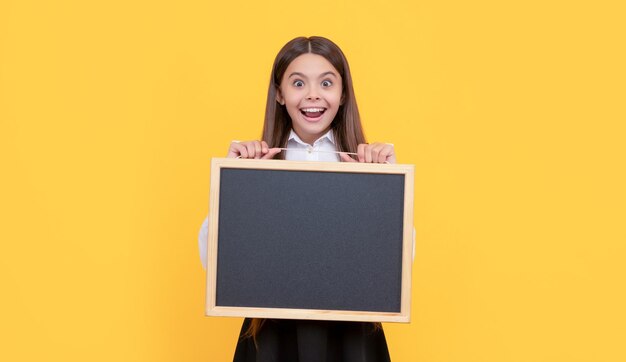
[300,107,326,120]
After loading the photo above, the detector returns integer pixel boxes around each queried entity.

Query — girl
[199,36,396,362]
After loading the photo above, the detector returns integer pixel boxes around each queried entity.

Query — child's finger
[261,141,269,154]
[379,144,395,163]
[252,141,262,159]
[245,142,256,158]
[227,141,241,158]
[357,144,366,163]
[234,143,248,158]
[339,152,356,162]
[370,143,384,163]
[364,144,373,163]
[375,143,390,164]
[226,145,235,158]
[261,148,282,159]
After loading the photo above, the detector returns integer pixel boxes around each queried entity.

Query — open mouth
[300,107,326,120]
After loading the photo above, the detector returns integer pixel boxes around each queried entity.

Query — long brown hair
[248,36,380,340]
[261,36,367,157]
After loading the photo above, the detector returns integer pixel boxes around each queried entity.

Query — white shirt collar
[288,129,336,147]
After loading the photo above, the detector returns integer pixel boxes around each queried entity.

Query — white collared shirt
[284,129,340,162]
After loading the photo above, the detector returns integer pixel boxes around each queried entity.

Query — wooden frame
[205,158,414,323]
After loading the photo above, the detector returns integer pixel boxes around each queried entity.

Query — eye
[293,80,304,87]
[321,80,333,87]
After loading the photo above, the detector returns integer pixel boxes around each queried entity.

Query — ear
[340,93,345,106]
[275,88,284,105]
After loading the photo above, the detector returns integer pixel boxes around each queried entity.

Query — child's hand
[339,143,396,164]
[227,140,282,159]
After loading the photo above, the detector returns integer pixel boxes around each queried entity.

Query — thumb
[339,152,357,162]
[261,148,282,159]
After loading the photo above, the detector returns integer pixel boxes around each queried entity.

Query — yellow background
[1,0,625,361]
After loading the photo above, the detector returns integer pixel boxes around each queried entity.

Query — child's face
[276,53,343,145]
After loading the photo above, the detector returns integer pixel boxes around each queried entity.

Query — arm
[198,216,209,270]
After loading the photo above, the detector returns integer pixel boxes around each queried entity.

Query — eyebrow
[288,71,338,79]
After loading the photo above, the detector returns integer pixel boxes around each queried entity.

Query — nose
[306,86,321,101]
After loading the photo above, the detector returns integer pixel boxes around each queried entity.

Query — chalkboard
[205,158,414,322]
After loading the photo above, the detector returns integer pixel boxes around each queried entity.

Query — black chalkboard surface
[205,158,414,322]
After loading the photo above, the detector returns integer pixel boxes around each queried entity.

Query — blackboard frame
[205,158,414,323]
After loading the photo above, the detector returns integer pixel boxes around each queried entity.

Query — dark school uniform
[233,318,391,362]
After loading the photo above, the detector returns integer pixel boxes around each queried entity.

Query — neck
[293,128,332,146]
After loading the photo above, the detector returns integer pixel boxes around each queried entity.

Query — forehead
[284,53,340,78]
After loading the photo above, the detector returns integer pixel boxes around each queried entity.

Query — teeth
[301,108,325,112]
